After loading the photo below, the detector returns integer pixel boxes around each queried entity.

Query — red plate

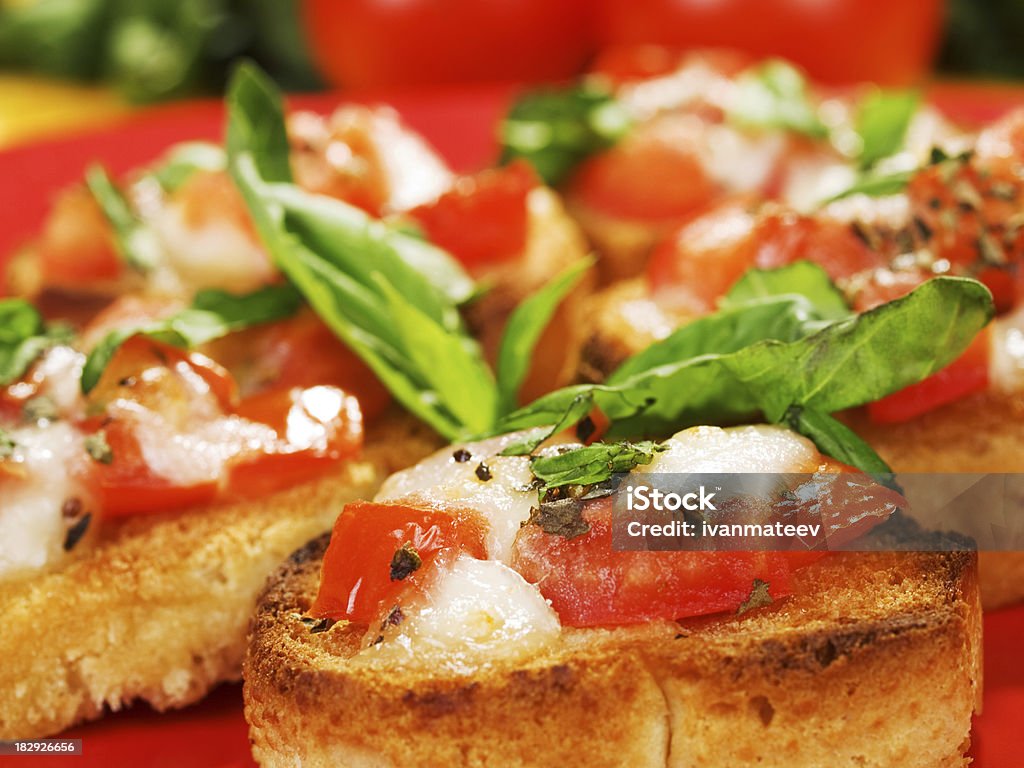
[1,83,1022,767]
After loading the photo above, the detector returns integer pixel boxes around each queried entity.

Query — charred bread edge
[0,412,440,739]
[245,520,981,768]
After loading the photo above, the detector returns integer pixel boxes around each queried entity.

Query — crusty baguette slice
[564,198,671,285]
[0,412,440,739]
[245,516,981,768]
[847,390,1024,610]
[576,277,678,383]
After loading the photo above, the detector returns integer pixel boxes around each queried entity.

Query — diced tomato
[510,496,819,627]
[851,267,929,313]
[408,160,537,269]
[86,335,237,415]
[36,186,122,286]
[212,312,391,422]
[906,156,1024,311]
[82,419,219,517]
[647,199,879,313]
[752,212,880,280]
[309,501,488,623]
[867,327,991,424]
[226,385,363,498]
[173,171,255,235]
[567,115,719,222]
[511,467,903,627]
[83,337,365,515]
[646,197,759,313]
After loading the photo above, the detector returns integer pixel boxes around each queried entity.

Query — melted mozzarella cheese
[371,107,453,212]
[376,432,545,563]
[150,206,275,296]
[0,423,87,581]
[366,556,560,673]
[991,306,1024,393]
[121,404,278,487]
[638,424,821,475]
[699,123,787,194]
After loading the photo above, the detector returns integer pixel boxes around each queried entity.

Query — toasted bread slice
[0,412,440,739]
[245,516,981,768]
[576,277,680,383]
[847,390,1024,610]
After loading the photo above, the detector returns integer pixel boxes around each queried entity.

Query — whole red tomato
[597,0,944,86]
[303,0,594,89]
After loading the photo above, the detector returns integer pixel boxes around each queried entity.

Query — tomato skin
[646,200,879,313]
[568,116,719,222]
[596,0,943,87]
[303,0,593,89]
[646,198,758,312]
[867,327,991,424]
[36,186,122,286]
[226,385,363,498]
[84,338,366,515]
[211,312,391,422]
[408,160,537,270]
[83,420,220,517]
[510,496,815,627]
[310,501,487,623]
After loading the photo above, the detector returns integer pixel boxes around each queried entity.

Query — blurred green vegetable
[0,0,321,103]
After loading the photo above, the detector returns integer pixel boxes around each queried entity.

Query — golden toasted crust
[577,278,686,382]
[245,518,981,768]
[564,198,670,285]
[0,412,441,739]
[847,390,1024,610]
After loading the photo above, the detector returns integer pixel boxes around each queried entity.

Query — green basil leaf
[499,84,632,186]
[376,279,497,436]
[497,387,602,456]
[742,276,993,421]
[149,141,225,192]
[225,61,293,184]
[0,298,73,386]
[84,164,161,272]
[720,261,851,321]
[80,283,301,393]
[496,257,592,414]
[783,405,894,477]
[529,440,666,491]
[728,59,828,138]
[225,63,489,440]
[265,182,473,316]
[610,295,827,384]
[825,168,916,203]
[855,89,920,169]
[493,278,991,475]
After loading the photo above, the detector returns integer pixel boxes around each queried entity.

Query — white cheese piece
[368,556,560,674]
[617,61,736,120]
[699,123,787,194]
[0,422,87,581]
[991,306,1024,394]
[376,432,544,564]
[150,205,275,297]
[118,401,278,488]
[370,107,453,212]
[637,424,821,475]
